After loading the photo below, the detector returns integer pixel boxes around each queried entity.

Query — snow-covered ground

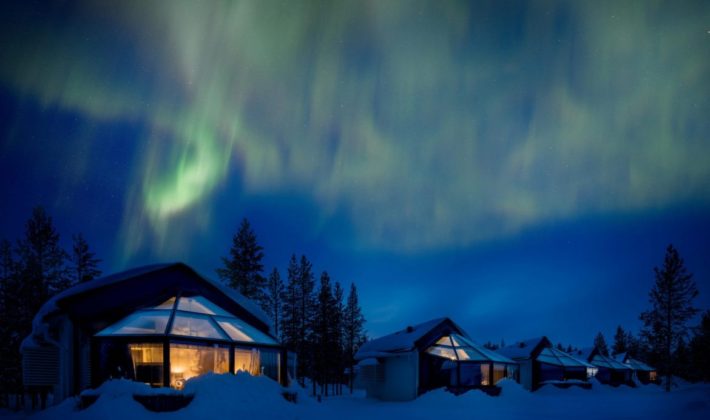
[4,374,709,419]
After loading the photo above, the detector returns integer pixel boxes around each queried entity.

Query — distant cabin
[354,317,517,401]
[498,337,594,391]
[574,347,632,386]
[21,263,293,404]
[614,352,658,384]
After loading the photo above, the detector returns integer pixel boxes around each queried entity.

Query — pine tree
[640,244,699,391]
[70,233,102,283]
[594,332,609,356]
[297,256,316,389]
[626,331,641,358]
[314,271,335,395]
[689,310,710,382]
[216,218,266,302]
[281,255,300,348]
[332,281,345,395]
[16,207,69,314]
[612,326,628,356]
[280,254,316,384]
[344,282,366,392]
[264,268,285,338]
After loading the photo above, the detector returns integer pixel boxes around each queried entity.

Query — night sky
[1,0,709,347]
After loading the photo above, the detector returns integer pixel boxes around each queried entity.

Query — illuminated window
[234,348,261,375]
[129,343,164,386]
[492,363,506,384]
[234,347,281,383]
[170,343,229,389]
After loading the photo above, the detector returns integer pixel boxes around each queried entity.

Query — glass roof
[590,353,631,370]
[537,347,592,368]
[425,334,515,363]
[96,295,277,345]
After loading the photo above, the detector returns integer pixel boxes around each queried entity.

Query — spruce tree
[344,283,366,392]
[281,255,300,348]
[297,256,316,388]
[16,207,69,315]
[594,332,609,356]
[216,218,266,302]
[314,271,335,395]
[70,233,102,283]
[640,244,699,391]
[264,267,285,338]
[612,326,628,356]
[332,281,345,395]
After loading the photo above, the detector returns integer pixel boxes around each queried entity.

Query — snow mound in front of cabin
[182,372,294,417]
[32,373,296,420]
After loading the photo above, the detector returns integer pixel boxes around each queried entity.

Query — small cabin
[21,263,293,405]
[615,352,658,384]
[354,317,517,401]
[575,347,632,386]
[498,337,593,391]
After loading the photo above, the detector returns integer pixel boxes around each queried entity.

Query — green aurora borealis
[1,0,709,340]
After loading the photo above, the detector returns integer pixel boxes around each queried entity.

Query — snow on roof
[355,317,451,360]
[23,263,273,349]
[498,337,547,359]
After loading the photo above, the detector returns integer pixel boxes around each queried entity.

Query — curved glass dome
[96,295,277,345]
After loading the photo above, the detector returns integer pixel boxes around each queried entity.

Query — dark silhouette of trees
[640,244,699,391]
[216,218,266,302]
[264,267,285,338]
[70,233,101,283]
[0,207,100,400]
[594,332,609,356]
[281,255,316,385]
[612,326,628,355]
[344,282,366,392]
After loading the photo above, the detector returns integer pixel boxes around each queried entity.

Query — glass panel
[493,363,506,384]
[260,348,281,383]
[170,343,229,389]
[171,314,227,339]
[234,347,261,375]
[435,336,453,346]
[456,348,473,361]
[458,363,483,386]
[97,311,169,335]
[480,364,491,386]
[177,296,231,316]
[154,297,176,310]
[216,318,278,345]
[129,343,164,386]
[426,345,456,360]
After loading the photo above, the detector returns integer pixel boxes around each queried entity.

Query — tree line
[216,218,367,396]
[0,207,102,401]
[591,245,709,390]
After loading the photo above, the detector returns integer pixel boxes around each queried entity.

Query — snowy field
[4,373,710,419]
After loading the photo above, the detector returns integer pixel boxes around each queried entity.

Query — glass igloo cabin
[21,263,293,403]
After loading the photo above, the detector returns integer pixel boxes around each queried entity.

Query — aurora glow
[1,0,709,343]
